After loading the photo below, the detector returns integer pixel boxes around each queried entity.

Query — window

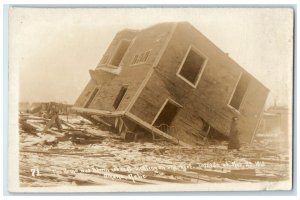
[131,50,151,65]
[176,46,208,88]
[110,40,131,66]
[84,88,99,108]
[113,86,128,109]
[228,73,251,110]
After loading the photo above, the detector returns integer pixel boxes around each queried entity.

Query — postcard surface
[8,7,293,192]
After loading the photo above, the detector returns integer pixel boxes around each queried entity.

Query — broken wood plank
[19,120,37,134]
[125,112,191,147]
[72,107,125,117]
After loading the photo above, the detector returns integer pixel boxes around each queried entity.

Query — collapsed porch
[71,106,227,147]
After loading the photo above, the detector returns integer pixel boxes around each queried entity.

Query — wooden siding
[130,22,269,144]
[86,65,151,112]
[74,79,97,107]
[75,23,175,113]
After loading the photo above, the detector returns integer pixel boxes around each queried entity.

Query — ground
[19,113,290,187]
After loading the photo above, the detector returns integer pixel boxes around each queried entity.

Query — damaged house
[72,22,269,147]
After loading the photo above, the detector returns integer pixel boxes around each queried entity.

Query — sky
[9,8,293,108]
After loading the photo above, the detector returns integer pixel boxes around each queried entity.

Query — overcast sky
[9,8,293,108]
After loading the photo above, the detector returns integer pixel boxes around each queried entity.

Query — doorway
[152,99,181,131]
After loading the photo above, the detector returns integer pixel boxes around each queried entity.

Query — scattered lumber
[18,113,290,186]
[19,120,37,134]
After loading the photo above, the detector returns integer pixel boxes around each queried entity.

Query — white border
[4,5,295,196]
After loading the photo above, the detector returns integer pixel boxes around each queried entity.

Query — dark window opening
[84,88,99,108]
[179,48,206,85]
[113,86,128,109]
[229,73,251,110]
[110,40,131,66]
[153,101,180,131]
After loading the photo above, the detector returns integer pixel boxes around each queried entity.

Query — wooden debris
[19,113,290,186]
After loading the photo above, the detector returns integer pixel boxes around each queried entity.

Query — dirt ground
[19,113,290,187]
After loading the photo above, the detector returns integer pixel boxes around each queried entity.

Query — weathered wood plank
[130,22,269,145]
[72,107,125,117]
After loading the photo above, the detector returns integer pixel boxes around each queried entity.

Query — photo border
[2,3,297,196]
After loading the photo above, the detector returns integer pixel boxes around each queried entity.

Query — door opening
[153,99,180,130]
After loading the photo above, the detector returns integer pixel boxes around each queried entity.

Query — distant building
[73,22,269,146]
[259,105,289,135]
[19,102,72,115]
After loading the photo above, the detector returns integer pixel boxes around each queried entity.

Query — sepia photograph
[8,7,294,192]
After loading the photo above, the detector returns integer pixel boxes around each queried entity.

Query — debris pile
[19,112,290,186]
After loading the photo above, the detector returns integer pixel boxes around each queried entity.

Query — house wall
[74,79,96,107]
[130,22,269,144]
[74,23,175,112]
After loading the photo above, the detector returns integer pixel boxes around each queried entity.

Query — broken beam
[71,107,125,117]
[125,112,191,147]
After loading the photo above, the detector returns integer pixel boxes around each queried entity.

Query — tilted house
[73,22,269,147]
